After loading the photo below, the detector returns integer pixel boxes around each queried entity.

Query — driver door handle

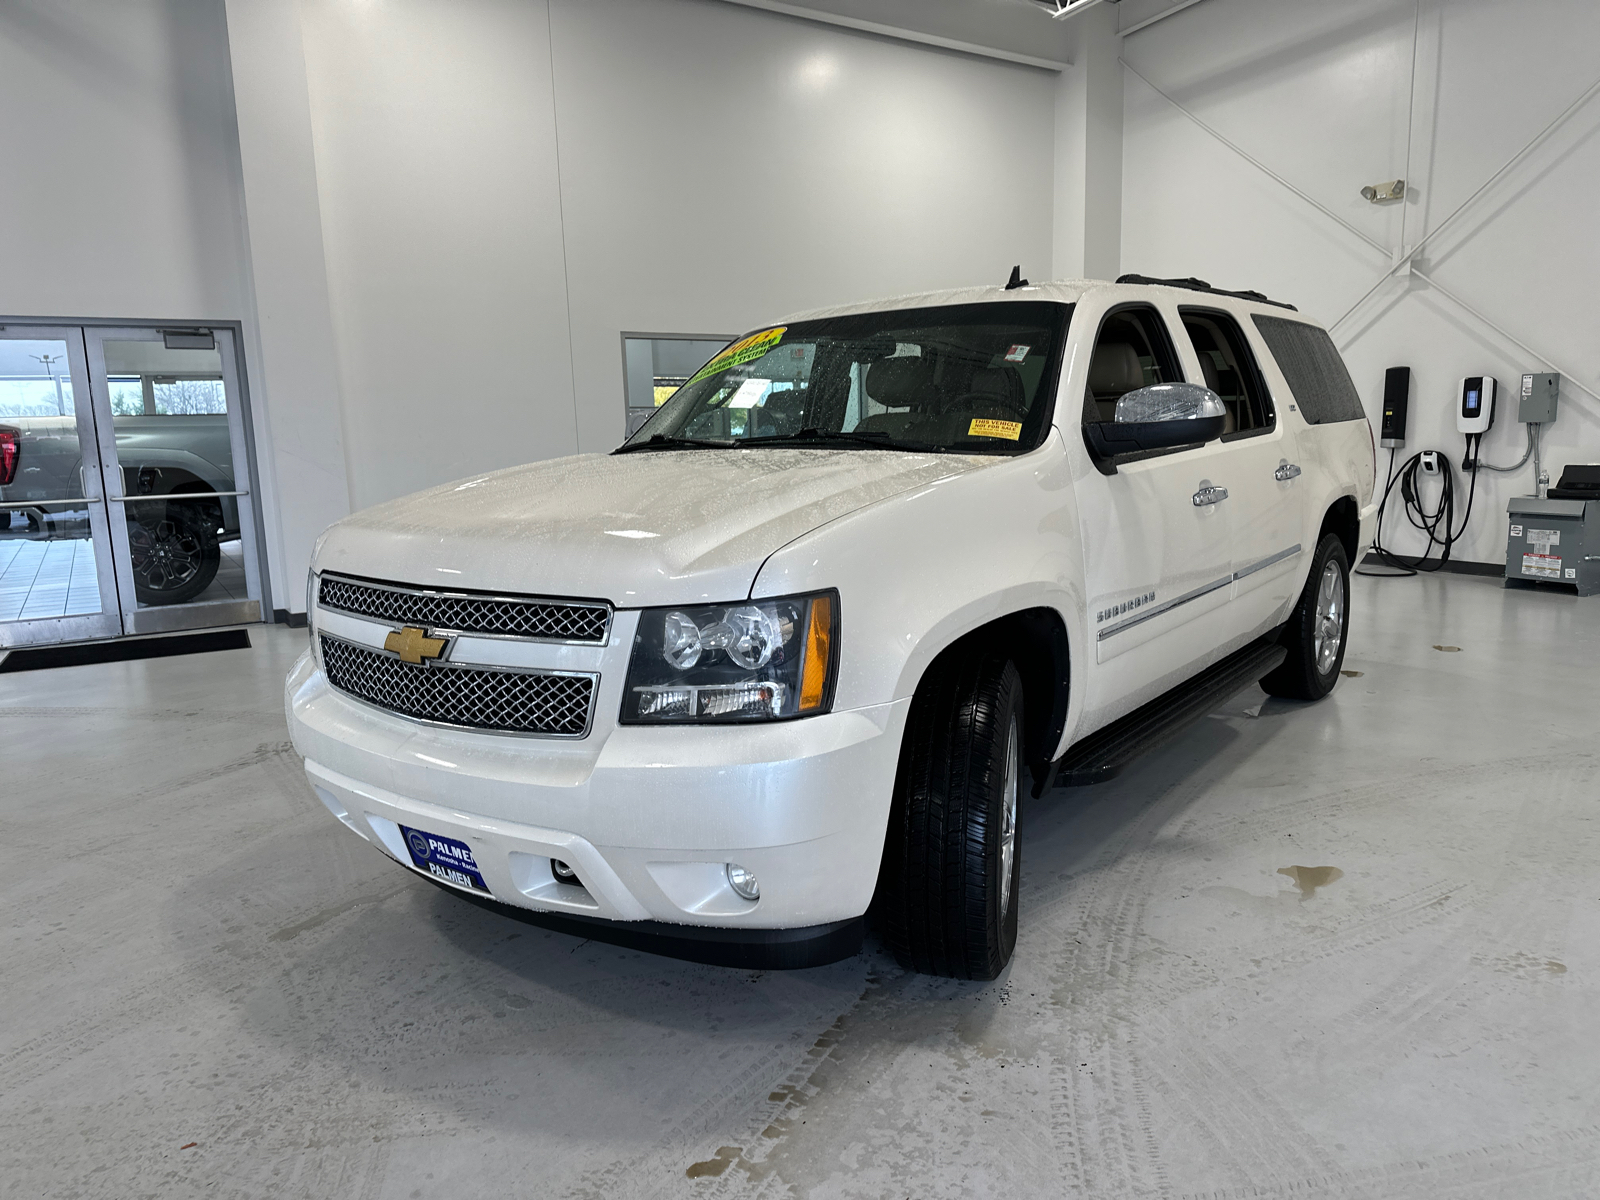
[1192,485,1229,506]
[1275,460,1303,481]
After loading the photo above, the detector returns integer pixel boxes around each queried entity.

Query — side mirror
[1086,383,1227,457]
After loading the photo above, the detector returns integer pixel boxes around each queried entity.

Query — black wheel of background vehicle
[128,503,221,606]
[1261,532,1350,701]
[879,654,1023,980]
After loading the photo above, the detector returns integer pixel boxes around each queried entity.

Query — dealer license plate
[400,825,493,895]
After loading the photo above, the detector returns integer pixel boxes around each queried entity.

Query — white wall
[1121,0,1600,564]
[0,0,248,321]
[1051,0,1122,280]
[292,0,1057,503]
[550,0,1057,454]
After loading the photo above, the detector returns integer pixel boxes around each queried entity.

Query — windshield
[618,301,1073,455]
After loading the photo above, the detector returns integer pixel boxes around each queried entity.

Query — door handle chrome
[1275,460,1302,482]
[1192,485,1229,506]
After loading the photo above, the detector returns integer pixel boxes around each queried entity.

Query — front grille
[318,574,610,643]
[321,635,595,736]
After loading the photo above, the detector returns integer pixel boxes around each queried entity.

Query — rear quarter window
[1251,316,1366,424]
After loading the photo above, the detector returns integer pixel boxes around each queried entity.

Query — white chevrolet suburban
[286,275,1378,979]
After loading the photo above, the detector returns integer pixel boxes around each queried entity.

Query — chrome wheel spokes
[999,717,1019,917]
[1313,560,1346,675]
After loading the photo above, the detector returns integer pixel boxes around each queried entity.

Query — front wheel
[1261,532,1350,700]
[878,654,1023,980]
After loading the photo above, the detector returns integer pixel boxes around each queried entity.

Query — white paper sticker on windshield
[727,378,771,409]
[1004,344,1031,363]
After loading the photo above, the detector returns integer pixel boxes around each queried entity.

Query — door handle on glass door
[1275,460,1302,481]
[1192,484,1229,506]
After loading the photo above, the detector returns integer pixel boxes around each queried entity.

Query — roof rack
[1115,274,1298,312]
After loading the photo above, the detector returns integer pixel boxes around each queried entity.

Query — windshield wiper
[738,429,944,453]
[612,434,738,454]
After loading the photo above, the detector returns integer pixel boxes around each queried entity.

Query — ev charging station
[1362,366,1596,595]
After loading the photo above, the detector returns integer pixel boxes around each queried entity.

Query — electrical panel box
[1505,496,1598,596]
[1518,373,1560,424]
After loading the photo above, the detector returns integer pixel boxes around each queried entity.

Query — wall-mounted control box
[1380,366,1409,448]
[1518,372,1560,424]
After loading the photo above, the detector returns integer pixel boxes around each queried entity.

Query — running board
[1054,639,1288,787]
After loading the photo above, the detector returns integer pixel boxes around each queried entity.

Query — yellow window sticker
[968,418,1022,441]
[686,327,787,386]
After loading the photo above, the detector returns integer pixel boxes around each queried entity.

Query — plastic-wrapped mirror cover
[1114,382,1225,424]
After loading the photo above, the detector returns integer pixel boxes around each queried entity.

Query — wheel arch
[1320,493,1359,563]
[909,606,1071,797]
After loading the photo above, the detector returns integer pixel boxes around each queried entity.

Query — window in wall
[622,335,734,438]
[1179,309,1274,436]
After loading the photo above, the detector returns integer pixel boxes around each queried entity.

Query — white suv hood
[316,448,985,606]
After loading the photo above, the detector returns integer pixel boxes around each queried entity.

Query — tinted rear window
[1251,316,1366,424]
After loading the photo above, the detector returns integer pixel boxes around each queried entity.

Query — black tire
[879,654,1024,980]
[127,502,221,606]
[1261,532,1350,701]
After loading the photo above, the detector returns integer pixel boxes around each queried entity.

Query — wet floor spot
[1340,669,1363,677]
[1475,951,1568,979]
[1277,865,1343,898]
[1433,645,1462,652]
[686,1147,742,1179]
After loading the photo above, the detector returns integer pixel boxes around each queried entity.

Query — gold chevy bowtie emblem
[384,626,448,665]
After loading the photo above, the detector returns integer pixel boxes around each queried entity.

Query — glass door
[0,327,124,648]
[84,327,264,636]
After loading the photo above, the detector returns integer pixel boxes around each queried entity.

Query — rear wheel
[879,654,1023,980]
[1261,532,1349,701]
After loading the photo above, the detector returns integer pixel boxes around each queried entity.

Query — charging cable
[1359,446,1482,576]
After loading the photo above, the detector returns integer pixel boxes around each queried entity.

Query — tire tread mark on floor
[1177,1122,1600,1200]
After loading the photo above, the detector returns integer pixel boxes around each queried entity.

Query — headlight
[621,592,838,723]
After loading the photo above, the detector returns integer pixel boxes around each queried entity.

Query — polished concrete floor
[2,571,1597,1199]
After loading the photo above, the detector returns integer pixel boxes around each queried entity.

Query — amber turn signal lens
[799,595,834,712]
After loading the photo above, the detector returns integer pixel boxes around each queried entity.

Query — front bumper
[286,650,908,948]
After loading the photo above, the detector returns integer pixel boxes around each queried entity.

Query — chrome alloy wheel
[999,717,1019,916]
[1313,559,1346,675]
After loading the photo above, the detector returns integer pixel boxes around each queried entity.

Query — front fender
[751,433,1086,732]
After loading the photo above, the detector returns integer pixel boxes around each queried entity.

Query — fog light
[551,858,580,885]
[726,863,760,901]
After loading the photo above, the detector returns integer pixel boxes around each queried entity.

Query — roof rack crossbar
[1115,274,1298,312]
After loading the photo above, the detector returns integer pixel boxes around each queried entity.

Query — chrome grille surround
[318,573,611,644]
[319,634,597,737]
